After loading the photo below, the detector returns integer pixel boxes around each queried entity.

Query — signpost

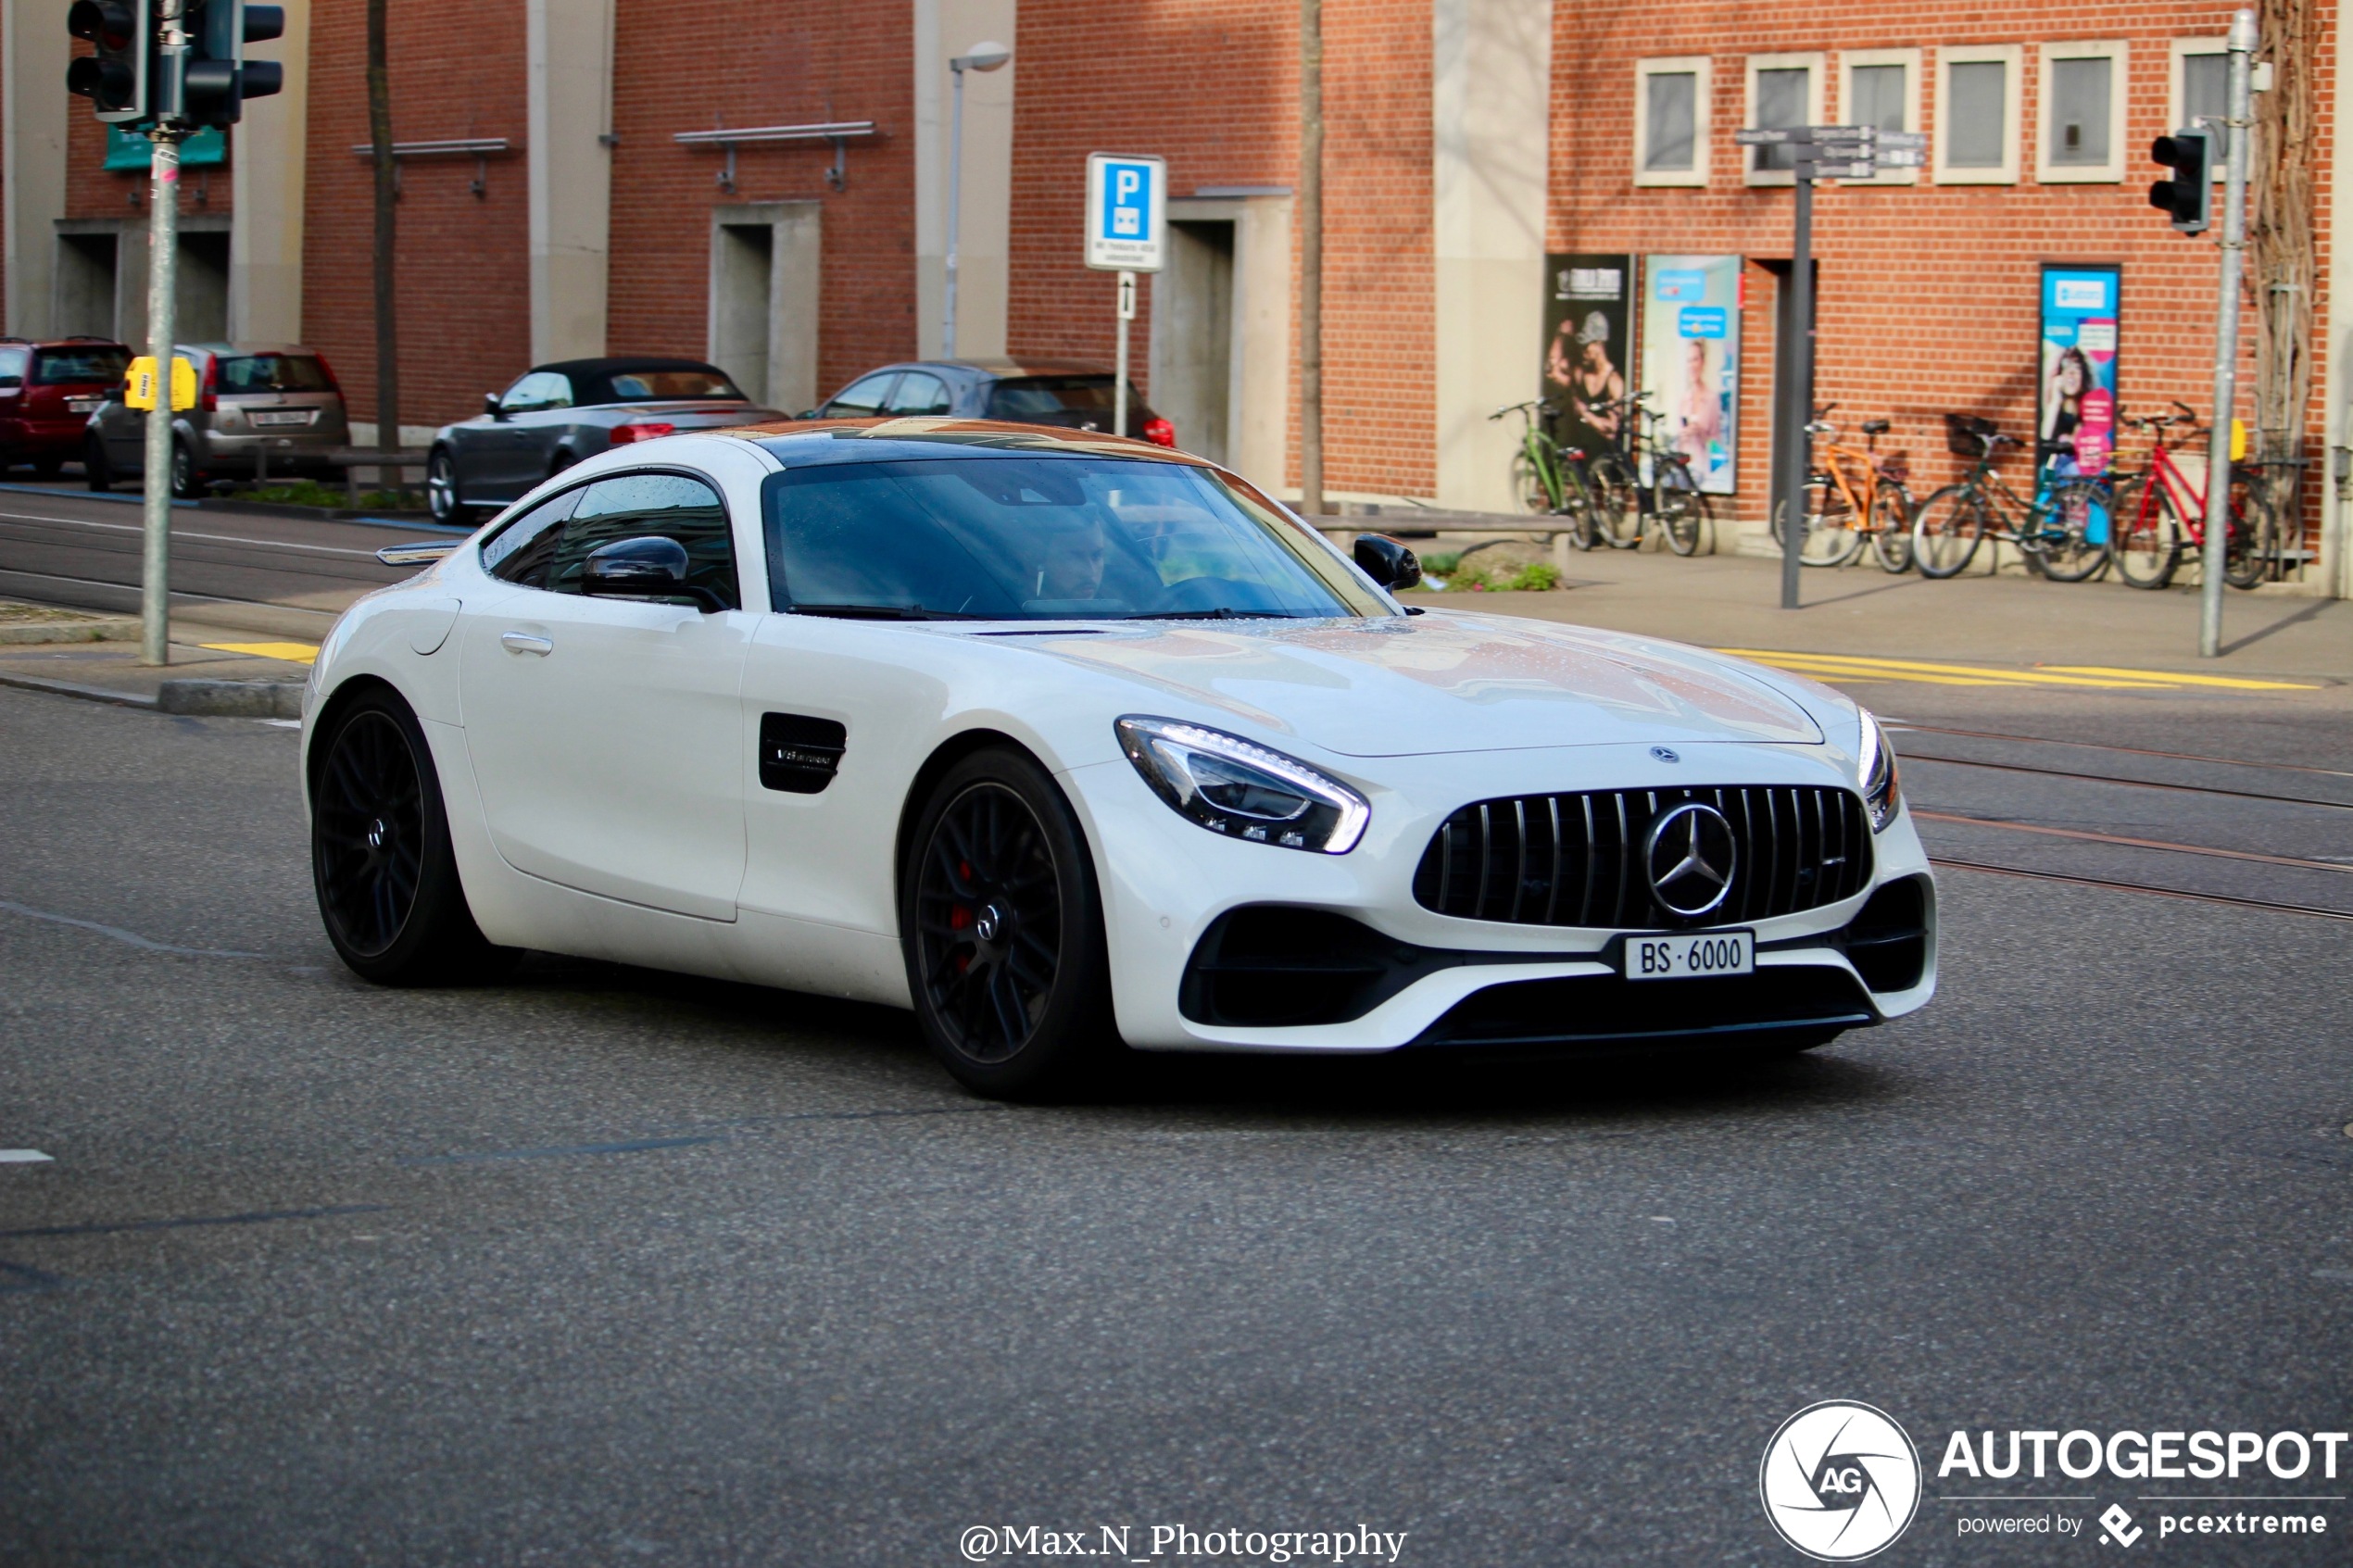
[1734,124,1925,609]
[1084,152,1165,439]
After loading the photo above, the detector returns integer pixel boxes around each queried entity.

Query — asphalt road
[1,671,2348,1566]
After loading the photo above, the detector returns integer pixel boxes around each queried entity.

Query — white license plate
[66,397,104,413]
[1625,929,1754,981]
[250,409,314,428]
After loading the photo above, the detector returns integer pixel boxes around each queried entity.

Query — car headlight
[1858,709,1901,832]
[1115,716,1369,854]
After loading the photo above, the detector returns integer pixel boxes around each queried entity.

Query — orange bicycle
[1768,406,1917,571]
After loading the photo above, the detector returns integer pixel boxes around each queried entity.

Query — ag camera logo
[1760,1401,1922,1561]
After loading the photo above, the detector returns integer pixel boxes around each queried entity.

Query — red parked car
[0,336,132,479]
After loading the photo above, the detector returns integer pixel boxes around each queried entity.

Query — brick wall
[1551,4,2330,551]
[607,0,917,401]
[302,0,528,432]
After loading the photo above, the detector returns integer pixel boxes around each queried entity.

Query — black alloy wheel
[311,689,514,985]
[170,439,200,499]
[903,749,1115,1098]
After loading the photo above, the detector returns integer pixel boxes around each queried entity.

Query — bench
[325,447,433,510]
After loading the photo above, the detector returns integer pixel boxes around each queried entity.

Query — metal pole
[1777,157,1814,611]
[1298,0,1324,514]
[2201,9,2257,659]
[944,62,965,358]
[1114,270,1135,436]
[140,125,184,668]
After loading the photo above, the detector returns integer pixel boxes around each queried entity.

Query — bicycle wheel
[1911,485,1986,579]
[2224,470,2276,590]
[2110,473,2181,590]
[2033,479,2113,583]
[1558,462,1604,550]
[1656,478,1708,556]
[1793,471,1866,567]
[1869,478,1916,573]
[1589,454,1643,549]
[1511,446,1560,514]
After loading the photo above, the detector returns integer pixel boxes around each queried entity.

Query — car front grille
[1412,785,1873,929]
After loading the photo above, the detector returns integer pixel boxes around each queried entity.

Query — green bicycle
[1491,400,1603,550]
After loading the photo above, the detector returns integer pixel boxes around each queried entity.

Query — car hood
[987,611,1826,758]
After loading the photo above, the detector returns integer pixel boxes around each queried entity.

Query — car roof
[868,358,1120,381]
[0,335,129,350]
[531,356,726,379]
[176,343,319,356]
[729,418,1214,470]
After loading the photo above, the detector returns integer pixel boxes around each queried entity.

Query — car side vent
[759,713,847,794]
[1412,785,1872,929]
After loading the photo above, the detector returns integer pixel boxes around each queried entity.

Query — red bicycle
[2109,402,2278,591]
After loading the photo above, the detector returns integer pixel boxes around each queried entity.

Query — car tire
[84,433,115,493]
[311,687,519,986]
[170,439,202,499]
[900,747,1119,1099]
[426,447,472,527]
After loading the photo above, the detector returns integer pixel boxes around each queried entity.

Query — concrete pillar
[527,0,614,364]
[914,0,1016,360]
[230,0,309,344]
[4,0,71,338]
[1430,0,1552,513]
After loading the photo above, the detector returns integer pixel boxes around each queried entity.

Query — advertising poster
[1541,255,1634,458]
[2039,265,2120,478]
[1640,255,1742,494]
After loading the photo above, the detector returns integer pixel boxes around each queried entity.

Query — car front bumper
[1061,740,1936,1054]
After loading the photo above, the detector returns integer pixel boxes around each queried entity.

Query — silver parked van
[87,342,352,497]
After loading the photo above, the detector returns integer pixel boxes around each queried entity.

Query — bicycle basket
[1944,413,1999,458]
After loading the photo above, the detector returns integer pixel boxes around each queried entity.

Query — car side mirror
[484,392,507,420]
[1353,533,1422,592]
[580,534,725,612]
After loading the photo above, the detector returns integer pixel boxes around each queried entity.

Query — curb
[0,619,139,646]
[0,671,157,709]
[156,679,307,718]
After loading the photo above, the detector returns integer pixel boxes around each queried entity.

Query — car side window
[0,348,27,389]
[824,372,899,417]
[502,371,574,414]
[886,371,953,416]
[480,488,582,588]
[549,471,740,610]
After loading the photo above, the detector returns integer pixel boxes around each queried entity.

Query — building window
[1933,45,2020,184]
[1743,54,1826,185]
[1839,49,1922,185]
[1634,57,1712,187]
[2037,42,2129,182]
[2171,39,2232,180]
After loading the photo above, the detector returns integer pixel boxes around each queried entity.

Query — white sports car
[306,420,1935,1096]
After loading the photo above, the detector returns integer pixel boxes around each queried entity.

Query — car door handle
[500,631,553,656]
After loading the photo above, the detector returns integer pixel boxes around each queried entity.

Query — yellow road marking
[1717,647,2318,693]
[199,641,319,666]
[2034,664,2319,691]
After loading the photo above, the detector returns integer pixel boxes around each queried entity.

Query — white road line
[0,897,265,959]
[0,1149,55,1164]
[0,508,385,557]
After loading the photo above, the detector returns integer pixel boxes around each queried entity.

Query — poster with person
[1638,255,1742,495]
[2038,266,2120,479]
[1541,255,1634,458]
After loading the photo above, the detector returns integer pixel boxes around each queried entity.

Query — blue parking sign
[1085,152,1166,271]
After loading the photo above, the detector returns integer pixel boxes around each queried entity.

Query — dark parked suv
[804,358,1176,446]
[0,336,131,478]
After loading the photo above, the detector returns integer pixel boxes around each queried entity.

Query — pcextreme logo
[1760,1401,1924,1561]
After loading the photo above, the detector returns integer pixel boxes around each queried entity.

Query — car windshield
[585,368,744,404]
[761,456,1389,621]
[217,353,332,393]
[33,345,131,384]
[983,376,1130,419]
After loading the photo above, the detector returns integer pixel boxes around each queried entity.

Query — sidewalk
[0,601,313,711]
[1398,542,2349,684]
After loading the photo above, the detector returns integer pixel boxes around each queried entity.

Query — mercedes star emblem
[1644,802,1737,918]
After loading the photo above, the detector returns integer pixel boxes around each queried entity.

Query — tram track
[1928,857,2353,924]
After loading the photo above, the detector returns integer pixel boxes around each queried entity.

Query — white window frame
[1836,47,1923,186]
[2169,37,2232,181]
[1743,53,1828,186]
[1634,56,1713,188]
[1932,44,2022,185]
[2036,40,2131,183]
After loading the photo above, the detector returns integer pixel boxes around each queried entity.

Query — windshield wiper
[787,603,961,621]
[1123,608,1314,621]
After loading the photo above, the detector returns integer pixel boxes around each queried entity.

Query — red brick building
[0,0,2344,594]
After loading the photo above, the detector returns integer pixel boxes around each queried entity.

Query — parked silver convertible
[427,357,784,525]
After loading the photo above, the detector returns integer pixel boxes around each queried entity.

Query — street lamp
[944,40,1011,358]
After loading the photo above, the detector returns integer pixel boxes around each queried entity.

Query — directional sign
[1804,159,1881,181]
[1085,152,1166,272]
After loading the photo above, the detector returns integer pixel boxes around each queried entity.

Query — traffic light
[182,0,285,126]
[65,0,151,124]
[2149,129,2212,233]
